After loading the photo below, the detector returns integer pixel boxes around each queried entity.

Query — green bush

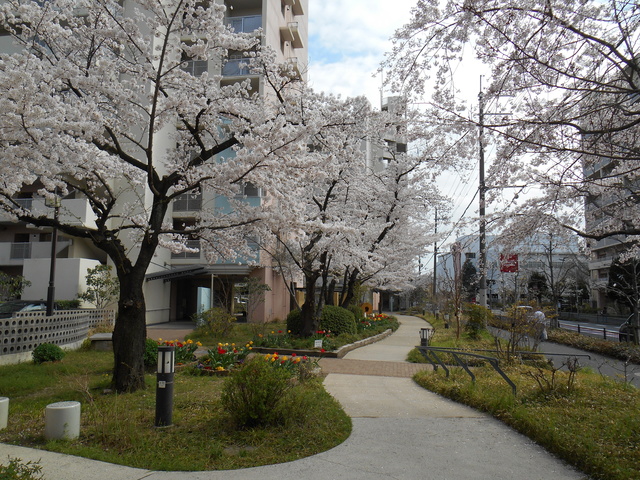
[192,307,236,337]
[319,305,356,335]
[346,304,364,322]
[286,309,303,335]
[0,457,43,480]
[464,303,492,339]
[32,343,65,364]
[220,357,293,427]
[56,299,81,310]
[143,338,158,368]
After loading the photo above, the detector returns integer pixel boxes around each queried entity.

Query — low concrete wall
[0,309,114,365]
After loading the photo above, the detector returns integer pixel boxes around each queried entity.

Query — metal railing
[416,346,592,396]
[417,345,518,395]
[557,320,620,341]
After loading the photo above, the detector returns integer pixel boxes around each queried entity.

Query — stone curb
[251,329,394,359]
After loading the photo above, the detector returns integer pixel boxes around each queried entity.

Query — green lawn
[0,348,350,471]
[409,312,640,480]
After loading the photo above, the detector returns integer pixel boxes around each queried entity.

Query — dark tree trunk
[300,269,321,337]
[107,202,167,393]
[112,270,147,392]
[325,278,336,306]
[340,268,360,308]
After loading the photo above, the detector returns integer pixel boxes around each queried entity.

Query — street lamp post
[46,195,61,316]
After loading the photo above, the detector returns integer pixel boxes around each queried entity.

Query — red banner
[500,254,519,273]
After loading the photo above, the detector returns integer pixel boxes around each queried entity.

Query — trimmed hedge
[286,309,303,335]
[319,305,356,335]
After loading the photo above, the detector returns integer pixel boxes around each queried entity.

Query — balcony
[226,15,261,33]
[0,197,97,228]
[0,239,72,265]
[280,22,303,49]
[282,0,304,16]
[222,57,253,77]
[282,56,301,78]
[182,59,208,77]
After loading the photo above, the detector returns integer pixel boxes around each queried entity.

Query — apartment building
[583,157,633,310]
[0,0,308,324]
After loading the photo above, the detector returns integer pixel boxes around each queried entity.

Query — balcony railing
[2,197,96,228]
[222,58,252,76]
[282,0,304,16]
[171,239,201,259]
[226,15,261,33]
[10,243,31,260]
[279,22,303,48]
[0,239,71,263]
[182,59,208,77]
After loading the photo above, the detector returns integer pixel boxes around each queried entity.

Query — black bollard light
[155,345,175,427]
[419,327,434,347]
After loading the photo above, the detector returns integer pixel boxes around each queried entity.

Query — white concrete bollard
[44,401,81,440]
[0,397,8,429]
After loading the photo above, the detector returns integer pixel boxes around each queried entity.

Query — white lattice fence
[1,309,115,358]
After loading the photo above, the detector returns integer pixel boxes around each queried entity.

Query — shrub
[220,357,293,427]
[0,457,43,480]
[32,343,65,364]
[346,304,364,322]
[192,307,236,337]
[56,299,81,310]
[286,309,303,335]
[319,305,356,335]
[464,303,492,339]
[143,338,158,368]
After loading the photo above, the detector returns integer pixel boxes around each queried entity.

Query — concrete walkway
[0,315,589,479]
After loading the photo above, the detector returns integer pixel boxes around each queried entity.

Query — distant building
[436,233,588,306]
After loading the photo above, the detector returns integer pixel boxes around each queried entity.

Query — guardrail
[0,309,115,361]
[416,346,592,396]
[557,320,620,341]
[417,345,518,395]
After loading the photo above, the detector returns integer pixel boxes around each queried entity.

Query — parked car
[619,314,638,343]
[0,300,48,318]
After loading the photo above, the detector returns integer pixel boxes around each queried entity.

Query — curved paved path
[0,315,589,479]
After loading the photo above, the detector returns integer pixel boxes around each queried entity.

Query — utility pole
[477,77,511,309]
[433,208,437,298]
[478,79,487,308]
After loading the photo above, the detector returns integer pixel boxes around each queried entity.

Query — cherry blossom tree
[264,94,445,335]
[0,0,313,392]
[384,0,640,244]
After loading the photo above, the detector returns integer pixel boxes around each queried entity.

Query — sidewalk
[0,315,588,479]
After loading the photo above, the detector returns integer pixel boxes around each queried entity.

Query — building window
[173,191,203,212]
[236,182,261,198]
[182,58,208,77]
[171,239,201,259]
[222,55,251,76]
[226,15,262,33]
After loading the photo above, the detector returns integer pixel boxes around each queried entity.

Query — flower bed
[251,313,399,354]
[181,342,254,375]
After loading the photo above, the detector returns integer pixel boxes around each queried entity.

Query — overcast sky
[305,0,492,251]
[307,0,416,108]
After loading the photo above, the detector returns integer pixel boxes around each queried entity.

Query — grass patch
[548,328,640,363]
[410,312,640,480]
[414,367,640,480]
[0,350,350,471]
